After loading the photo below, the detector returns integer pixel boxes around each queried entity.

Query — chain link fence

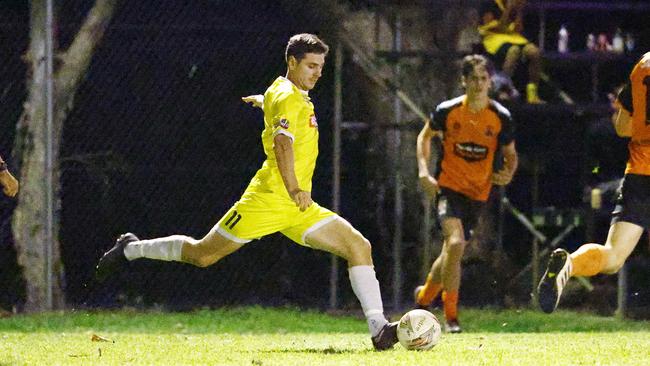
[1,0,649,317]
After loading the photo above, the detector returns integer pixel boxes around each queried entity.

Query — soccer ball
[396,309,442,350]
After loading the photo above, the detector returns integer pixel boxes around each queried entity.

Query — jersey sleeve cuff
[272,129,295,143]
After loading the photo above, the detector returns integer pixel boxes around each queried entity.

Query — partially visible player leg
[125,227,245,267]
[568,222,642,278]
[501,44,521,78]
[594,222,643,274]
[439,217,466,333]
[522,43,544,104]
[96,225,246,282]
[538,221,643,313]
[304,217,397,350]
[414,255,443,308]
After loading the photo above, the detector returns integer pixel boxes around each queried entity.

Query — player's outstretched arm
[241,94,264,109]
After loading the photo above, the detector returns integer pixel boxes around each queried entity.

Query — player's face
[463,65,491,97]
[288,53,325,91]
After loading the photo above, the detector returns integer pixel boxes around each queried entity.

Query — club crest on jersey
[309,114,318,128]
[276,118,289,129]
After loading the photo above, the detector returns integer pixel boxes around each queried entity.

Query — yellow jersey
[245,76,320,197]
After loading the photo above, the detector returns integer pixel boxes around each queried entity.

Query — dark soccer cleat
[537,248,572,314]
[445,319,462,334]
[372,321,398,351]
[95,233,139,283]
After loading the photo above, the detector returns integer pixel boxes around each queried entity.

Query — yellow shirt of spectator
[245,76,319,197]
[478,0,529,55]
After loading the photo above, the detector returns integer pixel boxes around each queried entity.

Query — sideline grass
[1,307,650,365]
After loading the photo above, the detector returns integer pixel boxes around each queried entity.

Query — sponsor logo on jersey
[453,142,488,162]
[309,114,318,128]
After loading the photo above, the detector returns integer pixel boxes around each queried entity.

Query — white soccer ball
[396,309,442,350]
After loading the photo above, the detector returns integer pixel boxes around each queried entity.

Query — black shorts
[437,187,486,239]
[489,42,528,69]
[611,174,650,228]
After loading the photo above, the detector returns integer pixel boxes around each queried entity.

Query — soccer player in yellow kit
[95,33,399,350]
[537,52,650,313]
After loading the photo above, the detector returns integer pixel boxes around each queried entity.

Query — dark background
[1,0,649,314]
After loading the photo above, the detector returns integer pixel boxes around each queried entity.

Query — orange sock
[570,243,607,277]
[417,274,442,306]
[442,290,459,321]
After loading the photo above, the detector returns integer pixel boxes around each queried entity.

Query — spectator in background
[478,0,544,104]
[456,8,482,56]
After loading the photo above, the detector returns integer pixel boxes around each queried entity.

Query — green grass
[1,306,650,365]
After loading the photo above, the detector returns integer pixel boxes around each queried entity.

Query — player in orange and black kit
[413,54,518,332]
[538,52,650,314]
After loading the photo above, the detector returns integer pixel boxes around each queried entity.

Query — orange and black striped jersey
[430,95,515,202]
[617,52,650,175]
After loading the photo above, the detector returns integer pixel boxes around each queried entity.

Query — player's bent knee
[180,237,230,268]
[342,235,373,265]
[506,45,522,58]
[445,239,466,259]
[601,256,626,275]
[348,235,371,255]
[523,44,540,58]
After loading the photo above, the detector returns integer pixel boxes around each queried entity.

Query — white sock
[348,265,388,337]
[123,235,186,262]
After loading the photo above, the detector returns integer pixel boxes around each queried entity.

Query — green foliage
[1,307,650,365]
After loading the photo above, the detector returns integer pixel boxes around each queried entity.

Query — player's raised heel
[413,285,429,310]
[445,319,462,333]
[371,321,398,351]
[95,233,139,283]
[537,248,572,314]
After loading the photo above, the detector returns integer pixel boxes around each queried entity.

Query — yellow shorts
[216,190,337,245]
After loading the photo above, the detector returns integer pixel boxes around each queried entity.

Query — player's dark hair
[461,54,490,78]
[285,33,329,63]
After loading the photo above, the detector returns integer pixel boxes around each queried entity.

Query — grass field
[2,306,650,365]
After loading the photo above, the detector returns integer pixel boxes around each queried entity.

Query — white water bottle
[558,25,569,53]
[586,33,596,51]
[625,33,635,52]
[612,28,624,53]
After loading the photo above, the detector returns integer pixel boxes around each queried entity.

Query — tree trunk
[13,0,117,312]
